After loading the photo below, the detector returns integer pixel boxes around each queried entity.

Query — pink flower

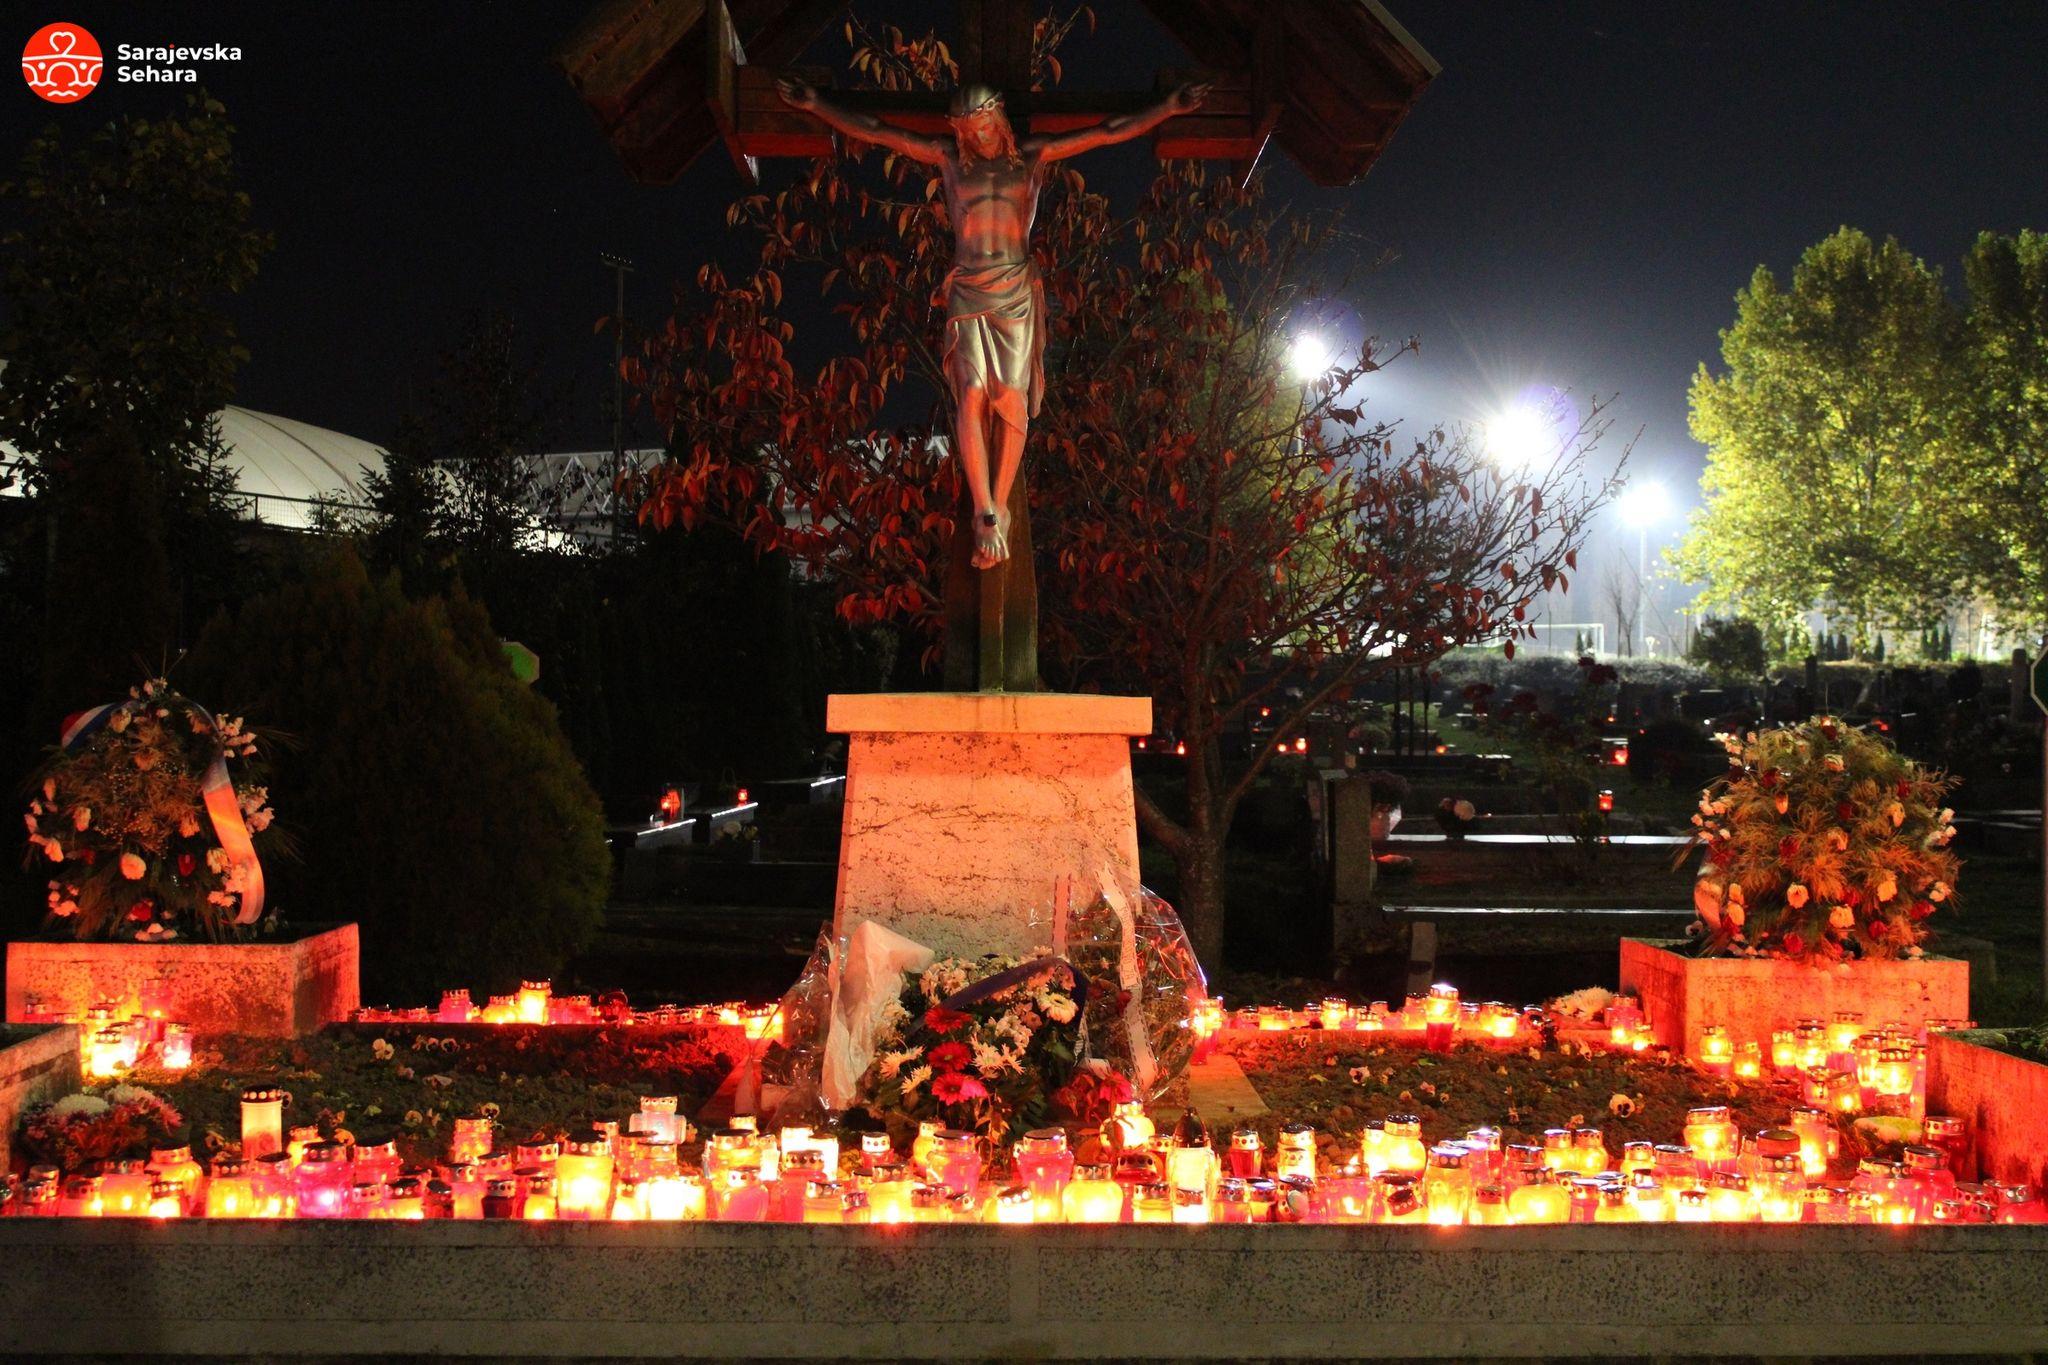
[930,1072,988,1105]
[118,852,147,880]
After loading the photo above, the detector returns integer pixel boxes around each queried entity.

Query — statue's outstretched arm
[776,75,950,164]
[1028,81,1212,162]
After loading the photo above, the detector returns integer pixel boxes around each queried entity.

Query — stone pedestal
[6,923,360,1038]
[828,693,1150,959]
[1618,937,1970,1061]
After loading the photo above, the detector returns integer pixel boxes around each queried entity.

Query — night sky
[6,2,2046,638]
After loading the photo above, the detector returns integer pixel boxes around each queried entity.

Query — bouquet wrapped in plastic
[755,868,1206,1135]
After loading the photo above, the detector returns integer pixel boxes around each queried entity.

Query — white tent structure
[0,403,388,531]
[205,406,387,527]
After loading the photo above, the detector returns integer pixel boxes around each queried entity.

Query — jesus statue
[776,76,1210,572]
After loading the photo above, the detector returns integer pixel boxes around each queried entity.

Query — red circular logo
[22,22,103,103]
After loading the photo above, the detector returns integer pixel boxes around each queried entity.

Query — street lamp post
[1617,481,1670,658]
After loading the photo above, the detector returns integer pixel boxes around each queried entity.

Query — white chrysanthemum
[901,1064,931,1096]
[49,1094,110,1119]
[972,1041,1021,1075]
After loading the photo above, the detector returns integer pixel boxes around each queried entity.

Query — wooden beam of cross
[559,0,1437,186]
[704,0,1277,186]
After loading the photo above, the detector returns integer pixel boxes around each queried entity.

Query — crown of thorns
[947,85,1005,122]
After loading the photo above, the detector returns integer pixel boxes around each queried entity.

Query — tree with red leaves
[628,18,1617,967]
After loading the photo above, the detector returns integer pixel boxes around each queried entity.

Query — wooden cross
[561,0,1438,187]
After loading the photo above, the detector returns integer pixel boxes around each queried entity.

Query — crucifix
[558,0,1437,688]
[775,72,1208,691]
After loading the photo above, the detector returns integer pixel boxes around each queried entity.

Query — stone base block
[0,1024,81,1171]
[828,693,1150,958]
[6,923,360,1038]
[1929,1031,2048,1190]
[1618,937,1969,1061]
[2,1221,2048,1358]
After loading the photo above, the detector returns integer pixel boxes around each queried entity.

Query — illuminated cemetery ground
[10,977,2027,1227]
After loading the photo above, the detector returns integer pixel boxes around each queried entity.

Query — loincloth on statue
[941,259,1046,431]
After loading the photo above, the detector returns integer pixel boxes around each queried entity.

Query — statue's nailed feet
[972,506,1010,569]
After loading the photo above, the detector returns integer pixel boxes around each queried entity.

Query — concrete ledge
[7,923,361,1038]
[827,691,1151,735]
[2,1221,2046,1358]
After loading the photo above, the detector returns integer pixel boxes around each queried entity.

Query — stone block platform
[7,923,360,1038]
[0,1023,79,1171]
[2,1221,2046,1358]
[1619,937,1969,1061]
[829,692,1150,958]
[1930,1030,2048,1191]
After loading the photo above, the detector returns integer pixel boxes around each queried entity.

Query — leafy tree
[0,94,270,713]
[185,548,611,999]
[627,22,1611,965]
[1675,228,1966,653]
[1688,616,1768,679]
[359,311,571,597]
[1956,230,2048,638]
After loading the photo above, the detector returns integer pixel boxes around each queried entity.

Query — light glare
[1288,332,1334,381]
[1618,481,1670,528]
[1485,405,1555,470]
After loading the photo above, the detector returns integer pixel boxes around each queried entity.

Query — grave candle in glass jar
[1227,1126,1264,1179]
[240,1087,288,1162]
[1062,1163,1124,1224]
[1014,1128,1074,1222]
[930,1130,982,1198]
[1421,1145,1471,1225]
[450,1115,494,1165]
[295,1141,353,1218]
[1382,1116,1427,1176]
[556,1133,615,1220]
[1506,1170,1568,1225]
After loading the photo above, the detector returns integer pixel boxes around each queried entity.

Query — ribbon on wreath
[60,697,267,926]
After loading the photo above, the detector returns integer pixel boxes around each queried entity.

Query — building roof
[556,0,1436,187]
[210,406,388,526]
[0,403,387,530]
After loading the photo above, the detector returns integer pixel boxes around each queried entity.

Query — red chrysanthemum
[927,1041,971,1072]
[924,1006,971,1035]
[1836,802,1857,823]
[1779,836,1800,861]
[930,1071,988,1105]
[1782,932,1806,957]
[1910,900,1936,921]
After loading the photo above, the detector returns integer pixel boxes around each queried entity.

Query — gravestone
[1329,773,1379,960]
